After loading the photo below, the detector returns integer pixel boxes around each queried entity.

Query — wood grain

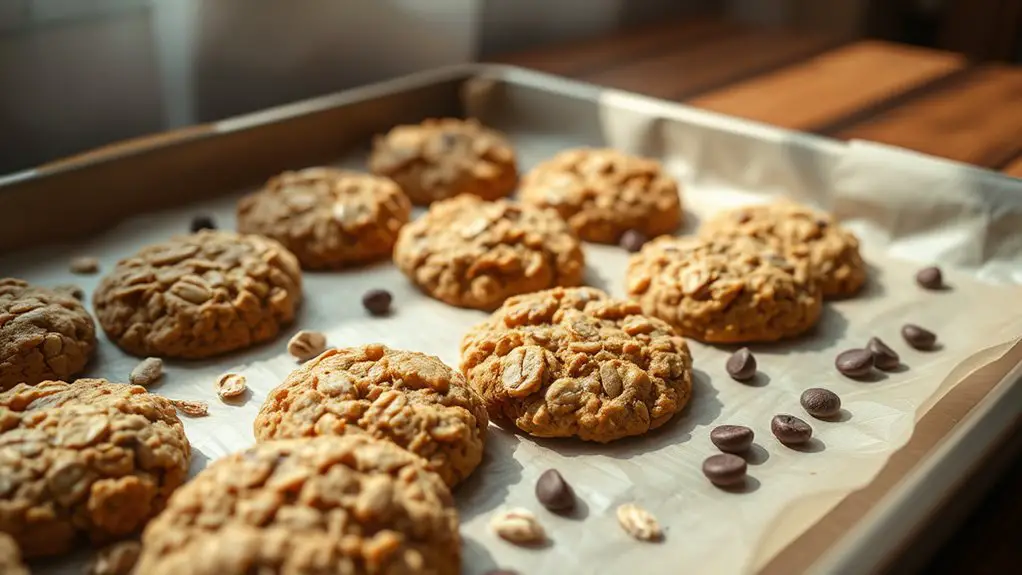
[583,26,841,100]
[490,18,739,78]
[838,66,1022,167]
[687,41,966,131]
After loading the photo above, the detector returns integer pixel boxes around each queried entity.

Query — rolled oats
[215,373,247,400]
[490,508,545,545]
[286,330,327,362]
[616,503,662,542]
[69,256,100,274]
[129,357,164,387]
[171,399,209,417]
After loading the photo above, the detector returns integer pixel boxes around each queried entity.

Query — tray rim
[4,62,1021,574]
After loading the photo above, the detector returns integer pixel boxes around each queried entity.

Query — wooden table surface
[496,17,1022,575]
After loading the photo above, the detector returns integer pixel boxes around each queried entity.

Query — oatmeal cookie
[626,235,822,343]
[0,532,28,575]
[136,435,460,575]
[93,230,302,359]
[460,287,693,442]
[254,344,488,487]
[369,118,517,205]
[393,195,585,310]
[699,201,866,298]
[237,168,412,270]
[1,279,96,390]
[520,148,682,244]
[0,379,190,558]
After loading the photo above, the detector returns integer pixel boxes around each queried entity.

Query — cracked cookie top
[393,195,585,310]
[626,235,822,343]
[136,435,460,575]
[0,379,190,558]
[237,168,412,270]
[520,148,683,244]
[369,118,518,205]
[1,279,96,390]
[254,344,488,487]
[699,200,866,298]
[93,230,302,359]
[460,287,693,442]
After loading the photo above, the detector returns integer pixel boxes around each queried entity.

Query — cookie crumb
[171,399,209,417]
[616,503,662,542]
[490,508,545,545]
[287,330,327,362]
[215,373,247,400]
[129,357,164,387]
[70,256,100,274]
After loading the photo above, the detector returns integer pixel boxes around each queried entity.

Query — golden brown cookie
[1,279,96,390]
[699,201,866,298]
[135,435,460,575]
[393,195,585,310]
[237,168,412,270]
[369,118,517,205]
[0,533,28,575]
[0,379,190,559]
[626,235,822,343]
[93,230,302,359]
[520,148,682,244]
[254,344,488,487]
[460,287,693,442]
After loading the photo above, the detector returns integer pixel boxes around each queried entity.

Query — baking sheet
[4,67,1022,575]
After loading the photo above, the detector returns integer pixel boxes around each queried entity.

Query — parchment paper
[5,76,1022,575]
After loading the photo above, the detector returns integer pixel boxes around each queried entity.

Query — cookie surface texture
[626,235,822,343]
[460,287,693,442]
[93,230,302,359]
[136,435,461,575]
[237,168,412,270]
[1,279,96,390]
[699,201,866,298]
[393,195,585,310]
[0,379,190,558]
[369,118,517,205]
[0,533,28,575]
[520,148,682,243]
[254,344,488,487]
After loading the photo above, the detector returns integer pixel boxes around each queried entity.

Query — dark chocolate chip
[915,266,943,290]
[726,347,757,381]
[866,337,900,371]
[190,215,217,233]
[362,289,392,316]
[800,388,841,419]
[902,323,937,350]
[834,348,874,378]
[535,469,574,512]
[618,229,649,253]
[709,425,755,454]
[702,453,747,487]
[771,414,813,445]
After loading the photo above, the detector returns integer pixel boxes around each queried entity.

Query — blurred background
[0,0,1019,174]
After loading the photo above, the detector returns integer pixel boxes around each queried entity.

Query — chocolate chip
[362,289,392,316]
[800,388,841,419]
[618,229,649,253]
[190,215,217,233]
[834,348,874,378]
[771,414,813,445]
[915,266,943,290]
[702,453,747,487]
[866,337,900,371]
[535,469,574,512]
[902,323,937,350]
[726,347,757,381]
[710,425,755,454]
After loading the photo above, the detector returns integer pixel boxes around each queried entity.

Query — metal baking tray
[2,64,1021,575]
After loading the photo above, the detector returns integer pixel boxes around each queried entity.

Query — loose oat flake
[216,373,247,400]
[129,357,164,387]
[490,508,545,545]
[616,503,662,542]
[171,399,209,417]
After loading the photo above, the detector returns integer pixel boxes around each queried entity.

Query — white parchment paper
[5,76,1022,575]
